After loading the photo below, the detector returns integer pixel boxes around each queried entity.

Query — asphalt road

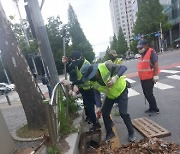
[112,49,180,145]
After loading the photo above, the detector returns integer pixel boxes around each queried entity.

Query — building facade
[109,0,138,47]
[160,0,180,45]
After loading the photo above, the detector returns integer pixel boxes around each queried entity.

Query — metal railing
[43,82,66,146]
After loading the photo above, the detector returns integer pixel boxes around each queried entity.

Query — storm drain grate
[132,117,171,138]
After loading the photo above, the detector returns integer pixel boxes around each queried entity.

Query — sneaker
[104,131,115,142]
[149,111,160,116]
[128,134,136,142]
[89,122,101,132]
[144,109,152,113]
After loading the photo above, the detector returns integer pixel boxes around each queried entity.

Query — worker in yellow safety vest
[81,61,135,142]
[62,51,101,131]
[107,50,123,64]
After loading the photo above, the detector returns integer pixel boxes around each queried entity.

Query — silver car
[0,83,11,95]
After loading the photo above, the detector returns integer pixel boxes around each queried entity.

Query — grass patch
[113,110,120,116]
[16,124,48,138]
[48,146,61,154]
[59,96,79,136]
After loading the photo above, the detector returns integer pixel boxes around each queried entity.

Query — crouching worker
[81,62,135,142]
[62,51,101,131]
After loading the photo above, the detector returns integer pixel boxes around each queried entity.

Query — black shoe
[85,117,89,122]
[149,111,160,116]
[85,117,92,124]
[128,134,136,142]
[144,109,152,113]
[89,122,101,132]
[104,131,115,142]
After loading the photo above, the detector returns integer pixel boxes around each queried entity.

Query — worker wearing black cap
[62,51,101,131]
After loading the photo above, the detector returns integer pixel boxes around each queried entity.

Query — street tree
[68,4,95,63]
[117,27,128,56]
[134,0,170,38]
[110,34,118,51]
[0,2,46,129]
[46,16,70,74]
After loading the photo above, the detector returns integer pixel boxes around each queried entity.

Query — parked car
[125,55,131,60]
[134,54,141,59]
[6,84,15,91]
[0,83,11,95]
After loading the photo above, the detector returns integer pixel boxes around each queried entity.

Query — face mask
[138,48,145,54]
[72,57,83,66]
[109,54,116,61]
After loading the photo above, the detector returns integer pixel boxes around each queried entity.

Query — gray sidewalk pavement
[0,101,26,135]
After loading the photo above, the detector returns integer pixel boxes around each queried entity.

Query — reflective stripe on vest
[76,59,92,90]
[92,63,126,99]
[106,58,122,65]
[114,58,122,64]
[137,48,155,80]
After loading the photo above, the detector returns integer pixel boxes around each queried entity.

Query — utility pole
[62,26,67,80]
[160,23,163,52]
[26,0,59,87]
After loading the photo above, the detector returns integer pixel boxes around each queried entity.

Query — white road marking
[128,88,140,97]
[125,78,136,83]
[160,70,180,74]
[166,75,180,80]
[154,82,174,90]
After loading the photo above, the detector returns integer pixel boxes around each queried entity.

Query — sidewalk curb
[65,110,83,154]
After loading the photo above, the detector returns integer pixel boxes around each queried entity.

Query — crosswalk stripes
[154,82,174,90]
[128,88,140,97]
[123,67,180,97]
[160,70,180,74]
[125,78,136,83]
[166,75,180,80]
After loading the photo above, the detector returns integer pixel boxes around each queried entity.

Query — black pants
[101,87,134,136]
[141,79,159,112]
[79,88,97,125]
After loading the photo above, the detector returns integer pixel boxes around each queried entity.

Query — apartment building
[109,0,138,47]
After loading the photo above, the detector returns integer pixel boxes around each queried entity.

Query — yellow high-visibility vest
[92,63,126,99]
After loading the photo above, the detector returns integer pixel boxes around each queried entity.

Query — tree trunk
[0,3,46,129]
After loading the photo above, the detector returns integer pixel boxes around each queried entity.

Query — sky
[1,0,113,57]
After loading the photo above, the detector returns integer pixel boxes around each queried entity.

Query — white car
[6,84,15,91]
[134,54,141,59]
[0,83,11,95]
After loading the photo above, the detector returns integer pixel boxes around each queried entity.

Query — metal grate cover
[132,117,171,138]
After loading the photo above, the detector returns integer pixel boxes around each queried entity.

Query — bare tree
[0,2,46,129]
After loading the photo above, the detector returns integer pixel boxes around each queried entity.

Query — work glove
[61,79,72,86]
[153,75,159,83]
[107,75,119,87]
[73,85,79,93]
[96,107,102,119]
[68,89,77,99]
[62,56,68,64]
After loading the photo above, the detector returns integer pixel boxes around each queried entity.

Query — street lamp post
[0,50,11,84]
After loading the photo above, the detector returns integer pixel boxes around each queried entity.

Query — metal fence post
[43,99,56,146]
